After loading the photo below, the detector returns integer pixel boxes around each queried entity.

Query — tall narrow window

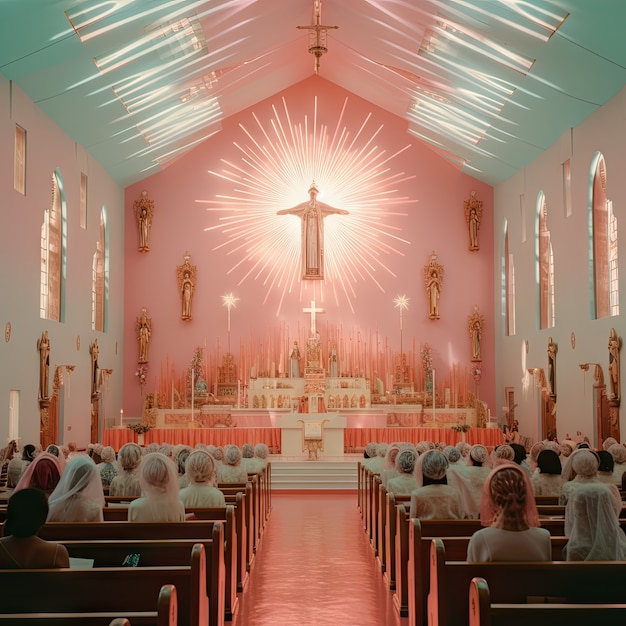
[520,193,526,243]
[9,390,20,442]
[14,125,26,194]
[590,153,618,318]
[536,192,554,329]
[92,206,108,332]
[503,223,516,336]
[562,159,572,217]
[80,173,88,229]
[40,171,66,321]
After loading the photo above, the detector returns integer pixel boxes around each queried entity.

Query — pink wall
[124,76,494,416]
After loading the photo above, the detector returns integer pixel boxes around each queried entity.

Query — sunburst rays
[198,95,416,314]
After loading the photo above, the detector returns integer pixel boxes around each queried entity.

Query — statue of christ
[277,182,349,280]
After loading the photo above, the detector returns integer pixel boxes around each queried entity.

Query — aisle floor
[233,492,407,626]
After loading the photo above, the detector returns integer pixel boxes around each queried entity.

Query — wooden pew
[103,497,245,605]
[383,492,410,591]
[0,545,206,626]
[469,576,626,626]
[33,522,221,626]
[62,534,224,626]
[376,481,388,574]
[0,586,172,625]
[220,483,254,579]
[406,518,576,626]
[428,538,626,626]
[407,528,568,626]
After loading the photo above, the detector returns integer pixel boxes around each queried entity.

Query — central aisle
[233,492,406,626]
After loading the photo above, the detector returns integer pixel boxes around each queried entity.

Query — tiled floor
[233,492,407,626]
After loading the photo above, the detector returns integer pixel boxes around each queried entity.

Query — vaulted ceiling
[1,0,625,188]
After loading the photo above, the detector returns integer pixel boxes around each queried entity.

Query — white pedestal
[276,412,346,457]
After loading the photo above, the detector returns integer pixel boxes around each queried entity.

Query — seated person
[447,444,491,519]
[13,452,63,496]
[563,482,626,560]
[530,449,563,497]
[596,450,616,484]
[109,442,142,498]
[47,456,104,522]
[386,448,419,496]
[410,450,463,519]
[380,442,402,487]
[217,445,249,484]
[560,448,621,515]
[608,443,626,485]
[467,464,551,561]
[128,452,185,522]
[179,450,226,509]
[0,489,69,568]
[98,446,118,489]
[491,444,515,467]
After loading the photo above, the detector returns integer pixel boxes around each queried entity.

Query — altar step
[270,459,359,491]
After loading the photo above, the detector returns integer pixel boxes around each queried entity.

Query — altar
[276,412,346,457]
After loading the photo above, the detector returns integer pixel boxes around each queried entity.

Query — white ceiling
[1,0,625,187]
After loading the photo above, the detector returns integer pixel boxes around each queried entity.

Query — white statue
[277,182,349,280]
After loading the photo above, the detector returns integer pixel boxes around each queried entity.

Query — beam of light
[198,96,417,315]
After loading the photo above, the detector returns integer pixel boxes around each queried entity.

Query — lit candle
[119,409,123,427]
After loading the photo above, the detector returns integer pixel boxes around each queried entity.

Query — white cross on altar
[303,300,325,335]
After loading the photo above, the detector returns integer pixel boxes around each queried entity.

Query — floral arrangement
[135,364,148,387]
[127,423,151,434]
[420,343,433,374]
[451,423,471,433]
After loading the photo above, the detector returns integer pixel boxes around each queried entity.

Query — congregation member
[467,464,551,561]
[7,444,36,487]
[179,450,226,509]
[448,444,491,519]
[45,444,66,469]
[560,448,621,515]
[128,452,185,522]
[563,482,626,560]
[442,445,462,467]
[47,456,104,522]
[455,441,471,460]
[109,442,142,497]
[217,445,249,484]
[608,443,626,485]
[175,446,192,488]
[527,441,545,473]
[240,443,258,473]
[380,442,403,487]
[252,442,270,471]
[559,441,574,459]
[491,444,515,466]
[98,446,117,490]
[363,443,388,474]
[386,448,419,495]
[410,449,463,519]
[530,449,563,497]
[596,450,616,484]
[13,452,63,496]
[0,489,69,569]
[602,437,619,451]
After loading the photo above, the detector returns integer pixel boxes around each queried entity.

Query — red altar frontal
[102,426,503,453]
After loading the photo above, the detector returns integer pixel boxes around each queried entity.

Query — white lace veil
[138,452,180,508]
[47,455,105,518]
[564,482,626,560]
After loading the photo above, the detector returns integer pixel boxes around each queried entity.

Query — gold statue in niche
[277,182,349,280]
[467,305,484,361]
[176,252,197,321]
[136,307,152,364]
[424,252,444,320]
[464,190,483,251]
[134,190,154,252]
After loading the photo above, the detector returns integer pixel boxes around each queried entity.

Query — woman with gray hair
[179,450,225,509]
[386,448,419,495]
[410,450,463,519]
[217,445,248,483]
